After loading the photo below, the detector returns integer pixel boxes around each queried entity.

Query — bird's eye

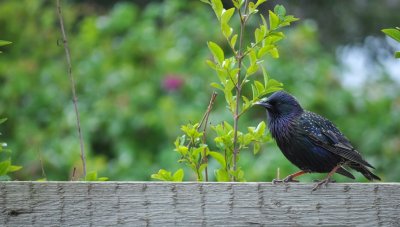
[268,100,276,105]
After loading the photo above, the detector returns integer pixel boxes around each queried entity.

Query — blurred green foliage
[0,118,22,180]
[382,27,400,58]
[0,0,399,182]
[0,40,12,53]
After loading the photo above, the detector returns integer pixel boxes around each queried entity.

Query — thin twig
[197,92,218,130]
[56,0,87,178]
[71,167,77,181]
[277,167,280,180]
[37,149,47,179]
[199,92,218,182]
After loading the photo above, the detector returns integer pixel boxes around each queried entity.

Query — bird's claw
[272,177,299,184]
[312,178,334,191]
[313,179,336,183]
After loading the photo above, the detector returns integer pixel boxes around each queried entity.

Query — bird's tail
[347,162,381,181]
[336,167,355,179]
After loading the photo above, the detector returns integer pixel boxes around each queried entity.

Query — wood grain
[1,182,399,226]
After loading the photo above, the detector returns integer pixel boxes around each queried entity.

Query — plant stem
[231,0,249,181]
[37,149,47,179]
[197,92,218,182]
[56,0,87,178]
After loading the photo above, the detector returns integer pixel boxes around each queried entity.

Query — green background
[0,0,399,182]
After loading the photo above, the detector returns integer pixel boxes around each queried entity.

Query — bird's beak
[254,101,272,109]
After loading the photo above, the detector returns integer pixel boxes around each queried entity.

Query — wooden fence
[1,182,399,226]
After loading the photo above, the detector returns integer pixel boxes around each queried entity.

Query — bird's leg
[312,165,341,191]
[273,170,307,184]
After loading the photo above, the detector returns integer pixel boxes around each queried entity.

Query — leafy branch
[56,0,87,178]
[152,0,297,182]
[0,41,22,180]
[0,118,22,180]
[204,0,297,181]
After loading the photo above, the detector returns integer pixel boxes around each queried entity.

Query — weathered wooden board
[0,182,399,226]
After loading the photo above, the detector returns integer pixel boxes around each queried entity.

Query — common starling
[255,91,380,190]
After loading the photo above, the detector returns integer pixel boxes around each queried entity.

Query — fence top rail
[1,182,399,226]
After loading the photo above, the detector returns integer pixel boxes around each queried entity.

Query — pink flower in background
[162,74,184,92]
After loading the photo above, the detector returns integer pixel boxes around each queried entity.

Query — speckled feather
[256,91,380,181]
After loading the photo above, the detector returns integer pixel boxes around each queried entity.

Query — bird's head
[254,91,303,119]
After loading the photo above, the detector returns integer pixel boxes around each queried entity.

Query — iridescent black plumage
[255,91,380,189]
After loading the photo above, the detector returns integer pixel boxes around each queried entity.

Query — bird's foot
[312,179,336,183]
[312,177,334,191]
[272,176,299,184]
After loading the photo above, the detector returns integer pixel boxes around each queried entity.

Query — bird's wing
[300,112,374,168]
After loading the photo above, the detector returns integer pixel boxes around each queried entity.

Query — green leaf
[83,171,107,181]
[176,145,188,156]
[267,32,285,44]
[210,0,224,20]
[97,177,109,181]
[208,41,225,65]
[255,0,267,8]
[172,168,184,181]
[254,81,264,94]
[230,34,238,49]
[255,121,266,136]
[221,23,233,38]
[281,15,299,26]
[0,40,12,47]
[274,5,286,18]
[253,142,261,155]
[192,146,206,160]
[85,171,98,181]
[198,164,208,175]
[246,64,259,76]
[36,178,47,182]
[229,168,245,182]
[232,0,244,9]
[251,84,258,100]
[269,47,279,58]
[209,151,226,167]
[221,8,235,25]
[254,28,263,44]
[248,48,257,65]
[265,79,283,93]
[181,123,202,139]
[224,82,234,109]
[229,68,240,79]
[206,59,217,70]
[215,169,230,182]
[210,82,224,91]
[8,165,22,172]
[0,118,7,124]
[199,0,211,5]
[260,14,268,32]
[248,2,257,15]
[242,95,251,111]
[258,45,274,58]
[151,169,174,181]
[261,65,269,88]
[395,51,400,58]
[0,160,11,176]
[268,10,279,30]
[382,28,400,42]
